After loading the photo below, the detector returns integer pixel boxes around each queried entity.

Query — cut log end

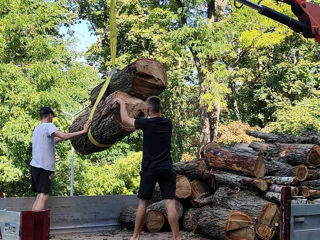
[253,179,269,191]
[307,145,320,166]
[225,211,255,240]
[146,210,165,233]
[254,156,267,178]
[301,185,310,198]
[294,165,308,182]
[256,203,280,240]
[176,175,192,199]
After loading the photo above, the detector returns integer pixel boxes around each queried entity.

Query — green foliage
[266,97,320,135]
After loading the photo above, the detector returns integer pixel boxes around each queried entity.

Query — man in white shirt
[30,107,90,211]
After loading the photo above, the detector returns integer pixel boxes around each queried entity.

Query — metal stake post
[61,106,88,196]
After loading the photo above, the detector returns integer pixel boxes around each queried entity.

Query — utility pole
[61,106,89,196]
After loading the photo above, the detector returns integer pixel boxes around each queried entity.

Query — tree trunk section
[145,210,165,232]
[175,175,192,199]
[147,200,184,219]
[264,176,299,185]
[69,91,147,154]
[249,141,320,166]
[256,203,280,240]
[191,192,215,207]
[182,206,210,232]
[190,180,210,200]
[246,130,320,144]
[269,184,299,196]
[302,179,320,189]
[90,59,167,103]
[262,192,308,204]
[173,160,210,180]
[226,211,256,240]
[119,207,136,230]
[204,147,266,178]
[212,170,268,191]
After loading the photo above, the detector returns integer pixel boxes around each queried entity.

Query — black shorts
[30,166,53,194]
[138,168,176,200]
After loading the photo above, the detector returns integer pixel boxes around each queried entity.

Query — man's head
[39,107,55,122]
[146,96,163,116]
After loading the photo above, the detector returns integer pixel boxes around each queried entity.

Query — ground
[50,230,209,240]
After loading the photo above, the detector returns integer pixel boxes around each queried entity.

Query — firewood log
[264,160,308,181]
[256,203,280,240]
[173,160,210,180]
[263,192,308,204]
[191,192,214,208]
[302,179,320,189]
[204,147,266,178]
[182,206,210,232]
[69,91,146,154]
[175,175,192,199]
[264,176,299,185]
[119,207,136,230]
[190,180,210,200]
[269,184,299,196]
[90,59,167,103]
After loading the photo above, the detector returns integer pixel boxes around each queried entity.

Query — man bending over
[30,107,90,211]
[113,96,181,240]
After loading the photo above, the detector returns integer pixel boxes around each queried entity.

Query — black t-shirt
[134,117,173,172]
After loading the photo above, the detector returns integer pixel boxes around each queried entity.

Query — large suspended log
[249,141,320,166]
[175,175,192,199]
[173,160,210,180]
[200,142,259,157]
[204,147,266,178]
[256,203,280,240]
[198,208,255,240]
[90,59,167,103]
[212,170,268,191]
[246,130,320,144]
[119,207,136,230]
[69,91,147,155]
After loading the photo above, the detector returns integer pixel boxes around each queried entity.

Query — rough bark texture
[212,170,268,191]
[176,175,192,199]
[264,159,296,176]
[147,200,184,219]
[302,179,320,189]
[246,130,320,144]
[182,206,210,232]
[269,184,299,196]
[204,147,266,178]
[249,141,320,166]
[145,210,165,232]
[198,208,255,240]
[264,176,299,186]
[173,160,210,180]
[212,186,269,220]
[191,193,214,207]
[69,91,147,154]
[119,207,136,230]
[90,59,167,103]
[256,203,280,240]
[262,192,308,204]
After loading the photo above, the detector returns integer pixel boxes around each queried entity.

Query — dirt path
[50,230,210,240]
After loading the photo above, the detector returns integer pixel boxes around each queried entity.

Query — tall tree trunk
[209,103,220,142]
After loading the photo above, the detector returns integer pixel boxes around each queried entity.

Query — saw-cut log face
[307,145,320,166]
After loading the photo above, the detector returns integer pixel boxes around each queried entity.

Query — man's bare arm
[53,120,91,141]
[113,98,135,129]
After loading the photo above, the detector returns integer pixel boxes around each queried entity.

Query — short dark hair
[146,96,163,113]
[39,107,55,119]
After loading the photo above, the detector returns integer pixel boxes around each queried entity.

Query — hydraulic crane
[234,0,320,44]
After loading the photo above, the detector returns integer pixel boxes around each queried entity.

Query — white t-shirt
[30,122,59,172]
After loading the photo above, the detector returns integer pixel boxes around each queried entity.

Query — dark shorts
[30,166,53,194]
[138,168,176,200]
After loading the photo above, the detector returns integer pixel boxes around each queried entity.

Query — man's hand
[83,120,91,133]
[113,97,125,106]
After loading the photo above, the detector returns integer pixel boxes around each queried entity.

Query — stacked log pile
[119,130,320,239]
[69,59,168,154]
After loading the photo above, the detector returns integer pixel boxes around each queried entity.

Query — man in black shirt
[113,96,181,240]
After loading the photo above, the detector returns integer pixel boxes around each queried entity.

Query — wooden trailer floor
[50,230,210,240]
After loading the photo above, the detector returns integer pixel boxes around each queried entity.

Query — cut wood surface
[204,147,266,178]
[225,211,256,240]
[173,160,210,180]
[269,184,299,196]
[256,203,280,240]
[294,165,308,181]
[175,175,192,199]
[249,141,320,166]
[212,186,269,220]
[212,170,268,191]
[246,130,320,144]
[146,210,165,233]
[90,59,167,103]
[301,185,311,198]
[190,180,210,200]
[70,91,146,154]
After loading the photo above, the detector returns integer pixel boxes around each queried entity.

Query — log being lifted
[90,59,167,103]
[249,141,320,166]
[69,91,147,154]
[198,208,255,240]
[246,130,320,144]
[212,170,268,191]
[204,147,266,178]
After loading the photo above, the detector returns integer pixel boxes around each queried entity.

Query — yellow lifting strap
[88,0,117,148]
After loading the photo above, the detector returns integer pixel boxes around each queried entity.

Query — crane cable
[88,0,117,148]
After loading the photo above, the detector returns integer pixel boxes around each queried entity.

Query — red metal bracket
[281,186,291,240]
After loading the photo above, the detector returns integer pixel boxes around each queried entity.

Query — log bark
[269,184,299,196]
[191,192,214,208]
[264,176,299,186]
[173,160,210,180]
[69,91,147,154]
[212,186,269,220]
[246,130,320,144]
[175,175,192,199]
[198,208,255,240]
[264,160,308,181]
[212,170,268,191]
[302,179,320,189]
[147,200,184,219]
[90,59,167,103]
[119,207,136,230]
[204,147,266,178]
[262,192,308,204]
[145,210,165,232]
[190,180,210,200]
[256,203,280,240]
[249,141,320,166]
[182,206,210,232]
